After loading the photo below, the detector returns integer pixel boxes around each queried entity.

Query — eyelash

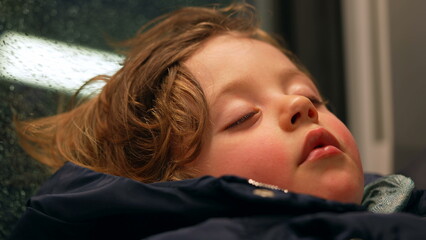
[225,110,259,130]
[308,96,328,106]
[224,97,327,130]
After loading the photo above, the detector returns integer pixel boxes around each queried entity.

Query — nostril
[291,113,300,124]
[308,109,316,118]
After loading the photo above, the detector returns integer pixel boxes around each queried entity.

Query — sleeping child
[11,3,426,239]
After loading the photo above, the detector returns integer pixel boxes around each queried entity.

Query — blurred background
[1,0,425,238]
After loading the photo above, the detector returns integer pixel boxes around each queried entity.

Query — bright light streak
[0,31,123,94]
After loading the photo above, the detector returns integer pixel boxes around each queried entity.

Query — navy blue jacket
[10,162,426,239]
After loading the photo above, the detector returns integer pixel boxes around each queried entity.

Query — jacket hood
[11,162,426,240]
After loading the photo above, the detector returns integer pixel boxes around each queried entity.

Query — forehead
[185,34,302,91]
[186,34,293,70]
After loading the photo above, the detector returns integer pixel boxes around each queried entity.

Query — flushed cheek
[335,122,361,167]
[207,136,294,184]
[322,115,361,166]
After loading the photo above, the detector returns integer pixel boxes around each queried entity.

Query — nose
[280,96,319,131]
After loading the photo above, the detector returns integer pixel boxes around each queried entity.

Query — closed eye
[307,96,328,107]
[225,110,259,130]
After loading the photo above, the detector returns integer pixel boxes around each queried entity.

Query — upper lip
[299,128,341,165]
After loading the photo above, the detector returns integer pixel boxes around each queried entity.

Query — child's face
[184,34,364,204]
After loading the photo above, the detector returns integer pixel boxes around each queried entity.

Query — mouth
[299,128,342,165]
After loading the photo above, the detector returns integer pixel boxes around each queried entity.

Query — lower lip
[304,146,342,163]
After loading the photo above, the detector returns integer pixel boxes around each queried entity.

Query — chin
[319,190,362,204]
[320,175,364,204]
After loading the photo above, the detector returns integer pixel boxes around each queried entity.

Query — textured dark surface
[0,0,230,238]
[0,0,229,51]
[0,80,55,238]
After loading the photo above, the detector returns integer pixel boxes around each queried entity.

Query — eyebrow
[211,68,306,107]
